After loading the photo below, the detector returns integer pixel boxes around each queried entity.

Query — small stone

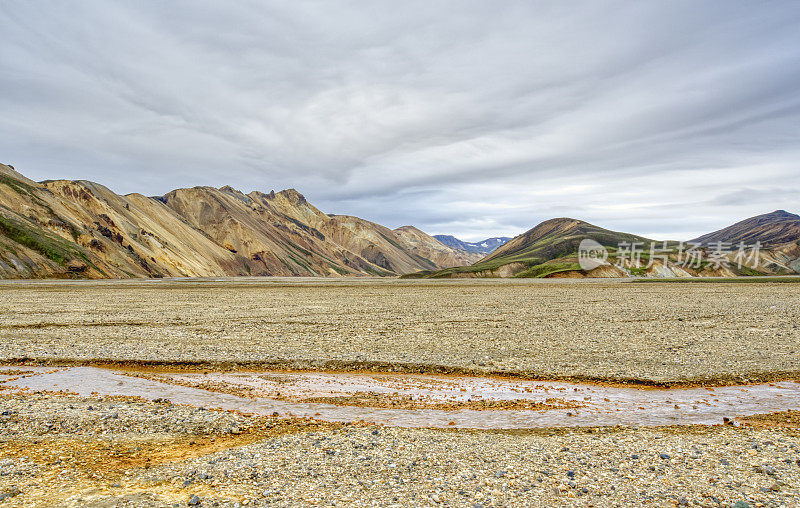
[659,453,670,460]
[754,464,776,475]
[187,495,201,506]
[0,487,21,502]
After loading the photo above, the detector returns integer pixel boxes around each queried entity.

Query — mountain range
[2,162,799,280]
[0,163,482,279]
[407,211,800,279]
[432,235,511,254]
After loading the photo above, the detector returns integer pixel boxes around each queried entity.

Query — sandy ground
[0,278,799,384]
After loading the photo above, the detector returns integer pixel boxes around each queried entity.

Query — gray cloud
[1,0,799,241]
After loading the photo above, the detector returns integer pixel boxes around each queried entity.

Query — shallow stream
[3,366,799,429]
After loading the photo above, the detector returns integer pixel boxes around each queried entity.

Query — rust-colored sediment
[4,358,800,389]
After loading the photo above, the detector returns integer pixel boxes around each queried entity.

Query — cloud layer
[1,1,799,240]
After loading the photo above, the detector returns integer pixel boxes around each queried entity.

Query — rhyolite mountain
[691,210,800,246]
[406,213,800,279]
[0,163,482,279]
[433,235,511,254]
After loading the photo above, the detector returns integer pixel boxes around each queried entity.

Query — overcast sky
[1,1,799,241]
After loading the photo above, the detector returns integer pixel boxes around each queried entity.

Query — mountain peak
[765,210,800,220]
[277,188,307,204]
[483,217,651,264]
[395,225,421,233]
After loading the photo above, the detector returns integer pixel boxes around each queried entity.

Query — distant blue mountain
[434,235,512,254]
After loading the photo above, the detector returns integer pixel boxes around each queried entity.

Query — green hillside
[402,218,655,278]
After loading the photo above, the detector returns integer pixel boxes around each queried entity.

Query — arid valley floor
[1,278,800,506]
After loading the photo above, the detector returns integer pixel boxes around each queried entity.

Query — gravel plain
[1,278,800,507]
[0,278,799,384]
[1,391,799,507]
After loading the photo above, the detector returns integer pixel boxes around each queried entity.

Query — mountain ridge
[691,210,800,246]
[406,213,800,279]
[0,163,480,279]
[433,235,511,254]
[3,162,799,280]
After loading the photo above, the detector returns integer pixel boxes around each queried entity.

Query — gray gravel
[1,392,799,507]
[0,279,799,384]
[134,426,800,507]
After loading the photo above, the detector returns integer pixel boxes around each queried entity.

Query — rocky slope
[394,227,483,268]
[0,164,473,279]
[689,210,800,275]
[692,210,800,246]
[433,235,511,254]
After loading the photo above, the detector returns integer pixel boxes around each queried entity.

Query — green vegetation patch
[282,239,314,258]
[0,213,87,266]
[287,254,313,272]
[409,253,437,270]
[327,263,350,276]
[378,232,404,250]
[513,262,583,278]
[363,264,394,276]
[734,265,767,276]
[0,174,36,195]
